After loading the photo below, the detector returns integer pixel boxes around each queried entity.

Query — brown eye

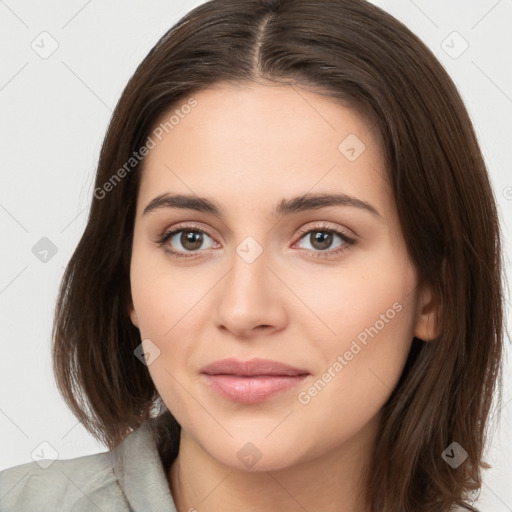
[159,228,216,256]
[297,229,347,252]
[293,225,357,259]
[309,231,334,251]
[179,231,204,251]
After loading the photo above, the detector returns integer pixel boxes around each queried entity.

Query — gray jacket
[0,420,177,511]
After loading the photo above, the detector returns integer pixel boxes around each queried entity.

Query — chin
[202,437,305,473]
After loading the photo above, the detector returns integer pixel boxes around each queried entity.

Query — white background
[1,0,511,510]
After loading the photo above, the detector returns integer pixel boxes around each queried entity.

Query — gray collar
[110,421,177,511]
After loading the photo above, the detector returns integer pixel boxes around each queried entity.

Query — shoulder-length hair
[52,0,505,510]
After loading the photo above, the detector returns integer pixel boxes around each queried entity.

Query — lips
[200,358,310,404]
[200,357,309,377]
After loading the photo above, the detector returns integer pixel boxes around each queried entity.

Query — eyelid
[167,223,217,240]
[294,221,356,242]
[160,221,217,240]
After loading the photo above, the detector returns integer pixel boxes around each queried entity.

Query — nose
[213,243,287,338]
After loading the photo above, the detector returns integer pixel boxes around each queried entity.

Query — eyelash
[155,222,357,260]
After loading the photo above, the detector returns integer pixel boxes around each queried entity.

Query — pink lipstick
[200,358,309,404]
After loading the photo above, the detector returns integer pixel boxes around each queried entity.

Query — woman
[0,0,504,510]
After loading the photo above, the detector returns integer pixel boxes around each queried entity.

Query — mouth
[200,357,309,377]
[200,358,310,404]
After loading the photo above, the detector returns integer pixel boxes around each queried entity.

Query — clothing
[0,420,177,512]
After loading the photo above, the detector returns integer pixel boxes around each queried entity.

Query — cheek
[290,246,417,401]
[290,247,415,345]
[130,243,216,340]
[129,247,224,406]
[295,301,413,458]
[291,251,417,435]
[129,256,208,420]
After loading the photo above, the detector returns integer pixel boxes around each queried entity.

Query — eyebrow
[142,192,382,219]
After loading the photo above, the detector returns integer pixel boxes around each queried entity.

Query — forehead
[137,83,390,218]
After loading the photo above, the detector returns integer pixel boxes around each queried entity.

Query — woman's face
[129,82,435,471]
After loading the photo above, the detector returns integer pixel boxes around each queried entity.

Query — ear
[413,281,439,342]
[128,302,139,328]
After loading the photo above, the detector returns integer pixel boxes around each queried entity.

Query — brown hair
[52,0,505,510]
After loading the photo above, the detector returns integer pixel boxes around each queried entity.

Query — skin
[128,82,438,512]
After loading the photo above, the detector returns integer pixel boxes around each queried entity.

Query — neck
[168,415,378,512]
